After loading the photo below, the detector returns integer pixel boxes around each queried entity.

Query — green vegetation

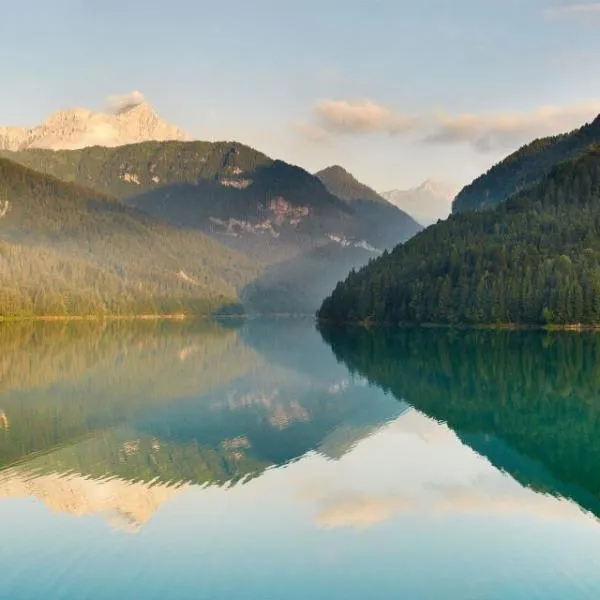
[319,147,600,326]
[4,142,419,259]
[2,141,274,199]
[453,114,600,213]
[0,158,261,317]
[319,325,600,518]
[0,143,422,317]
[3,141,350,237]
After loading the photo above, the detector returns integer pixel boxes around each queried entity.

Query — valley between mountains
[5,96,600,326]
[0,99,422,317]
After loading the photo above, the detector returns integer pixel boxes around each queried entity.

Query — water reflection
[2,320,600,598]
[0,319,403,532]
[319,325,600,521]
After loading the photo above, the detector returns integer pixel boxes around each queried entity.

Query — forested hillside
[319,147,600,326]
[0,158,260,316]
[316,165,390,205]
[3,142,418,261]
[453,114,600,213]
[0,143,424,317]
[2,141,272,199]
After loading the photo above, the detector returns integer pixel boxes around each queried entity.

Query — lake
[1,319,600,598]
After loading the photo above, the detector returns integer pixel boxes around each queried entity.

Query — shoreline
[318,319,600,332]
[0,313,192,323]
[4,313,599,332]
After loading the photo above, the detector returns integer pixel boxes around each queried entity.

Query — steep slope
[453,114,600,214]
[0,158,260,316]
[382,179,459,225]
[0,95,189,151]
[242,166,422,314]
[315,165,389,205]
[316,165,422,248]
[319,146,600,326]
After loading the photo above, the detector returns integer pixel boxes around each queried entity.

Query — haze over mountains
[381,180,459,226]
[0,95,424,316]
[0,158,260,316]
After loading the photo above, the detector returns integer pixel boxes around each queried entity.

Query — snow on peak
[417,179,459,201]
[381,179,461,226]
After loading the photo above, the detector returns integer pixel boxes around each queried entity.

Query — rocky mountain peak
[0,92,190,151]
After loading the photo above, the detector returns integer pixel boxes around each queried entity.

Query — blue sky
[3,0,600,189]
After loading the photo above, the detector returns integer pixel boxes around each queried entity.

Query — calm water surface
[1,319,600,598]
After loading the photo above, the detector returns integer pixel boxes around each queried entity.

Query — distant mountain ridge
[237,166,422,314]
[0,93,189,151]
[315,165,390,205]
[382,179,459,225]
[315,165,422,246]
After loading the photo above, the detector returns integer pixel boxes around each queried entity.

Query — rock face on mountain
[4,144,418,264]
[381,180,458,226]
[0,94,189,151]
[315,165,422,247]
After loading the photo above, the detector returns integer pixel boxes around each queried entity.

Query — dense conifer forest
[319,147,600,326]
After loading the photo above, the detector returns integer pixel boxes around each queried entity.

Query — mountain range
[382,180,459,226]
[0,97,422,316]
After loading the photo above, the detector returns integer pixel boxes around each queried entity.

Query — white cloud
[311,483,591,531]
[545,2,600,17]
[426,101,600,151]
[313,99,417,137]
[105,90,147,115]
[299,97,600,152]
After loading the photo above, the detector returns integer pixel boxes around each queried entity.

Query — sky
[2,0,600,191]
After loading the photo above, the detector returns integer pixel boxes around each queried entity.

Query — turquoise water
[1,320,600,598]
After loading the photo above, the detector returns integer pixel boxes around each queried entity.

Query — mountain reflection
[0,319,403,530]
[319,325,600,521]
[4,319,600,535]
